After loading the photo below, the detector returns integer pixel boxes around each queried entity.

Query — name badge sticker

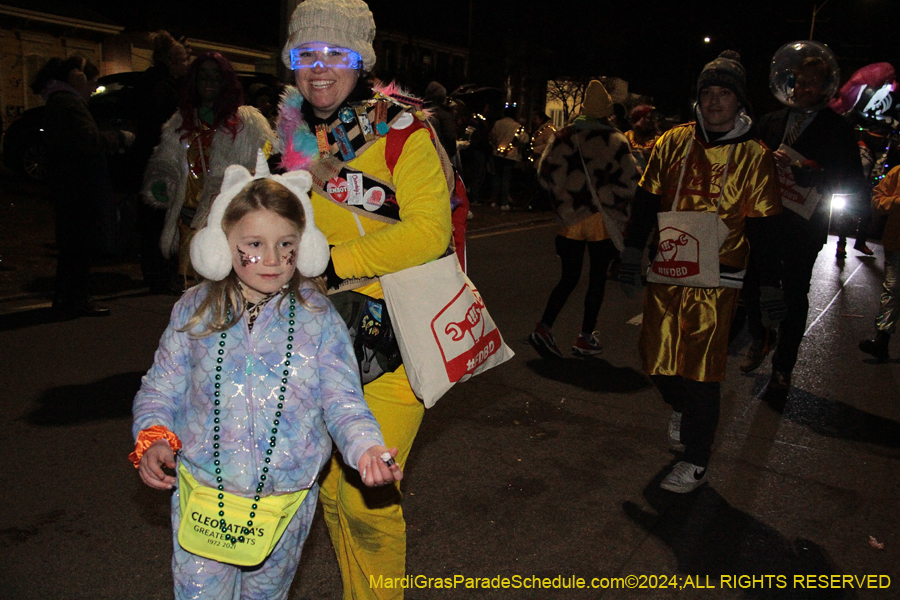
[347,173,365,205]
[333,124,356,161]
[315,124,331,157]
[339,107,356,124]
[364,186,386,211]
[374,102,389,135]
[326,177,349,203]
[355,106,375,141]
[391,112,415,130]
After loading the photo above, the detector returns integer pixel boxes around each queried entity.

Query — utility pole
[809,0,831,40]
[466,0,473,79]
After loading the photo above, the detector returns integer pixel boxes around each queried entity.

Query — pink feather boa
[276,82,430,172]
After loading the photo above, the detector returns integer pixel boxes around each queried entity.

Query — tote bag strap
[574,137,625,251]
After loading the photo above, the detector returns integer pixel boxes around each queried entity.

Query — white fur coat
[141,105,275,258]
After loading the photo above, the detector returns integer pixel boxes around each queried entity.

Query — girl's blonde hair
[181,178,324,337]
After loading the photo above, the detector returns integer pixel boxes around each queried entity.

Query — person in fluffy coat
[142,52,274,288]
[530,80,639,358]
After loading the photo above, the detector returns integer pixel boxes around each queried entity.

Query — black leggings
[651,375,721,468]
[540,236,617,334]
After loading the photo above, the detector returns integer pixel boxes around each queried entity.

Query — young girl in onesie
[130,152,402,600]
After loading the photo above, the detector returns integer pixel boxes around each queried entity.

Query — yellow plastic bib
[177,463,309,566]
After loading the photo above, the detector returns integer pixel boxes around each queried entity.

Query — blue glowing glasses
[290,46,362,70]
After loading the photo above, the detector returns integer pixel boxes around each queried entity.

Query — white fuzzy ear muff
[276,169,330,277]
[190,164,254,281]
[190,149,330,281]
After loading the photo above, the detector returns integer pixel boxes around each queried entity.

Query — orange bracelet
[129,425,183,468]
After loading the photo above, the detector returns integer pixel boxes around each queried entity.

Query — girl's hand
[358,446,403,487]
[139,440,177,490]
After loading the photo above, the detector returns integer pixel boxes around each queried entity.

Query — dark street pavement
[1,178,898,599]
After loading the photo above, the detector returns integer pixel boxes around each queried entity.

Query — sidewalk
[0,176,552,312]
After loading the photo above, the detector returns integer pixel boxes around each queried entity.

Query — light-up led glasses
[290,46,362,70]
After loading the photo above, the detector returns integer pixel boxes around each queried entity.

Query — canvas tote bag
[646,138,734,288]
[380,254,514,407]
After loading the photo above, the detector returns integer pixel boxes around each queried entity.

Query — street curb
[0,214,554,309]
[0,287,152,313]
[467,214,553,235]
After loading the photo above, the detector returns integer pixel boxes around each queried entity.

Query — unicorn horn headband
[190,150,330,281]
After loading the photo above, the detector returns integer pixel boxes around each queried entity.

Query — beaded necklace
[212,292,296,546]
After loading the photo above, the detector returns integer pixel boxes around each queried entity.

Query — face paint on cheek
[282,249,296,266]
[237,247,261,267]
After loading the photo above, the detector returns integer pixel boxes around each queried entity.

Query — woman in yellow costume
[275,0,453,597]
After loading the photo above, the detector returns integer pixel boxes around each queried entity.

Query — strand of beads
[212,293,295,545]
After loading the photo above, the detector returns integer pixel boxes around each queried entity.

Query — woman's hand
[138,440,176,490]
[358,446,403,487]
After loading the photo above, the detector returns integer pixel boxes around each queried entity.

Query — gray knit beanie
[282,0,376,71]
[697,50,747,107]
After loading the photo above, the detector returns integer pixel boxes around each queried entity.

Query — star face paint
[227,209,302,303]
[283,249,296,267]
[237,247,262,267]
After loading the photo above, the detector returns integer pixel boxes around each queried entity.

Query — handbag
[646,138,734,288]
[177,463,308,567]
[380,254,514,407]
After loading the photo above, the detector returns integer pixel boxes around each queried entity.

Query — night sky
[73,0,900,113]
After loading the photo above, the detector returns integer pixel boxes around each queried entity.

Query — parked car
[2,106,47,181]
[2,70,285,182]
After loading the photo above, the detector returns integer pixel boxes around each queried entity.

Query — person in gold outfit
[619,51,785,493]
[623,104,659,169]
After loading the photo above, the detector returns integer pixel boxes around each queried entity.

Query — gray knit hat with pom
[282,0,376,71]
[697,50,747,107]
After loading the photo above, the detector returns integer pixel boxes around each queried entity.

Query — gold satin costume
[638,123,781,381]
[624,129,659,163]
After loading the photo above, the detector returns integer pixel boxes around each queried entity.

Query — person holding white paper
[741,45,864,390]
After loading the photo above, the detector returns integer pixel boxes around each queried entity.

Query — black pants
[835,195,872,246]
[651,375,721,468]
[136,201,172,290]
[540,236,617,334]
[744,235,823,373]
[54,208,93,304]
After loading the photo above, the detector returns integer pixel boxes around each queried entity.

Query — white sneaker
[660,461,708,493]
[668,411,684,450]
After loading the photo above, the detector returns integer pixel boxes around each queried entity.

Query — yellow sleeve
[873,166,900,214]
[639,126,686,197]
[331,128,452,279]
